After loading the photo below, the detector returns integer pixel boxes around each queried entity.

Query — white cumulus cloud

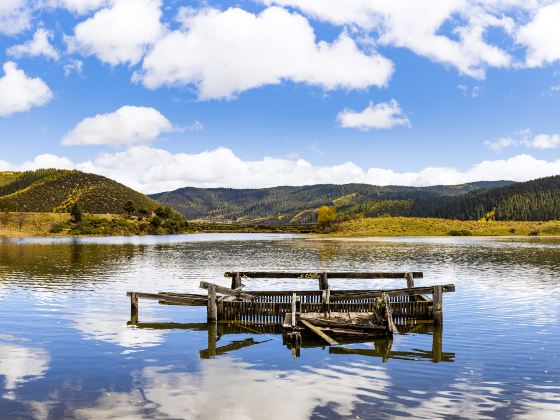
[0,0,31,36]
[7,28,60,60]
[337,100,410,131]
[2,147,560,194]
[517,2,560,67]
[66,0,163,66]
[0,62,53,117]
[134,6,393,99]
[260,0,520,78]
[62,106,173,146]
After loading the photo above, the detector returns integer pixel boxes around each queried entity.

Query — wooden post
[291,293,297,327]
[406,272,416,302]
[432,285,443,325]
[405,272,415,289]
[130,293,138,324]
[319,272,329,290]
[231,272,242,290]
[322,286,331,315]
[207,284,217,322]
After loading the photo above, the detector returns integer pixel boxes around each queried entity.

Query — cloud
[7,28,60,60]
[337,100,410,131]
[485,130,560,151]
[484,136,518,152]
[63,58,84,76]
[517,3,560,67]
[260,0,520,78]
[66,0,163,66]
[62,106,173,146]
[3,147,560,194]
[134,6,393,99]
[524,133,560,150]
[458,84,481,98]
[0,62,53,117]
[43,0,109,14]
[0,0,31,35]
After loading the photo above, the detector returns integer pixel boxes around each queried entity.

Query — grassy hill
[0,169,160,214]
[150,180,515,224]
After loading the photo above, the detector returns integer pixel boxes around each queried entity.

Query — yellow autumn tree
[317,206,337,227]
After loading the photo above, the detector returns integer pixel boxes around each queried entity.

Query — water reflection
[74,358,390,420]
[74,311,169,349]
[0,336,50,400]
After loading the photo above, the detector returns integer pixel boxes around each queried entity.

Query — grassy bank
[328,216,560,237]
[0,212,316,238]
[0,212,188,237]
[3,213,560,238]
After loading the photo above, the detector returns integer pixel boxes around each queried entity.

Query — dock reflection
[128,320,453,363]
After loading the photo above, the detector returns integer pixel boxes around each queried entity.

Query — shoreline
[2,216,560,239]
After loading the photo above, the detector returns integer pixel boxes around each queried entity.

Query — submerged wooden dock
[127,271,454,357]
[127,270,454,326]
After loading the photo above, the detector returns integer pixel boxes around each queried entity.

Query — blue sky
[0,0,559,193]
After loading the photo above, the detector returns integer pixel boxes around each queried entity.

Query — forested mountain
[423,176,560,221]
[0,169,160,214]
[150,180,520,223]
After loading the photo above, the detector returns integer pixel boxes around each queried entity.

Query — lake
[0,234,559,419]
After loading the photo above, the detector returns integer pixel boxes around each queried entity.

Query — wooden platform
[127,271,454,328]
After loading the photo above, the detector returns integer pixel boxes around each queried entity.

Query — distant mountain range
[0,169,159,214]
[3,169,559,223]
[151,176,560,223]
[151,179,546,223]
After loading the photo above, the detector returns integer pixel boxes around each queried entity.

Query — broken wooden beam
[300,319,339,346]
[199,281,255,301]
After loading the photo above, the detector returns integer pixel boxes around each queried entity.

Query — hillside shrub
[317,206,337,227]
[447,229,473,236]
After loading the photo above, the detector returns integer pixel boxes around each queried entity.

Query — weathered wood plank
[245,284,454,298]
[300,319,339,345]
[199,281,255,301]
[127,291,207,306]
[224,271,423,279]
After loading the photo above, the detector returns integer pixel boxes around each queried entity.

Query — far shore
[1,214,560,239]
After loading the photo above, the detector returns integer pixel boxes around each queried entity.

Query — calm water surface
[0,234,559,419]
